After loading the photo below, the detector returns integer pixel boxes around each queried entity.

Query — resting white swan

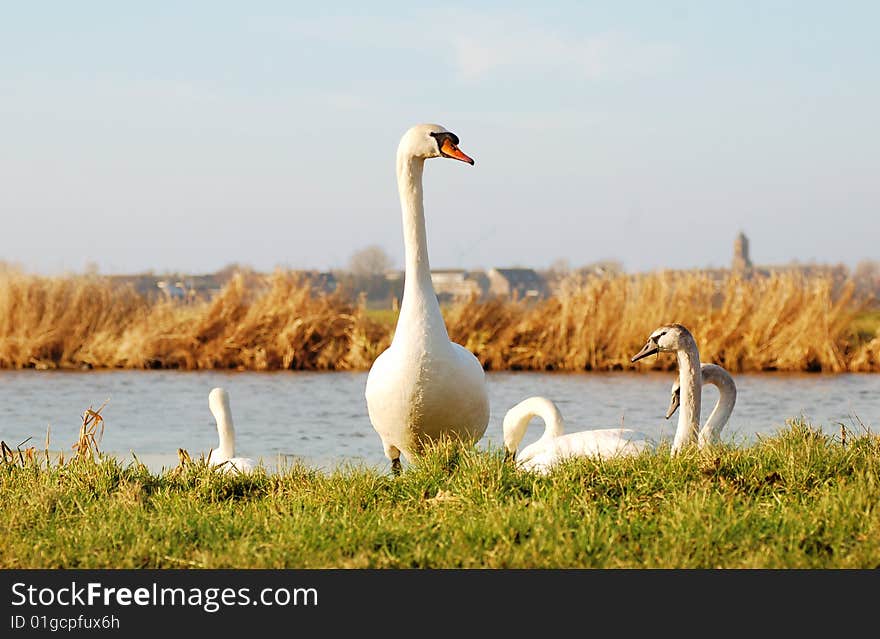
[502,396,655,474]
[364,124,490,474]
[631,323,703,453]
[666,362,737,448]
[207,387,258,474]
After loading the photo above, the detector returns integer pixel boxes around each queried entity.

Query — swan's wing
[517,440,548,465]
[364,346,413,453]
[515,429,653,474]
[222,457,258,474]
[552,429,654,460]
[364,347,395,403]
[365,341,489,452]
[518,448,556,475]
[450,342,487,380]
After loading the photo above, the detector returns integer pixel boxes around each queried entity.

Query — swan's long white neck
[699,366,736,446]
[212,401,235,460]
[504,397,565,453]
[395,151,449,342]
[672,339,702,453]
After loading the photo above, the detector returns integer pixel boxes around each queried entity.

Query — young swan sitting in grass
[666,362,737,448]
[207,387,258,474]
[502,396,655,475]
[631,323,703,454]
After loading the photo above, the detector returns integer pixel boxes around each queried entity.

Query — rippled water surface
[0,370,876,472]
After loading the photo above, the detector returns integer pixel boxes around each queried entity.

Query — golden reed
[0,268,876,373]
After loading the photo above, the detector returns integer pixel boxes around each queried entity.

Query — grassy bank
[0,268,878,372]
[2,421,879,568]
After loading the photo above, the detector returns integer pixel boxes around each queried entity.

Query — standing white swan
[364,124,490,474]
[502,396,655,475]
[665,362,737,448]
[207,387,258,474]
[631,323,703,454]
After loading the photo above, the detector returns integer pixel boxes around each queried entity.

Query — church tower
[732,231,752,275]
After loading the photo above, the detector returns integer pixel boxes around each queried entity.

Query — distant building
[729,231,849,297]
[103,267,330,303]
[386,267,549,303]
[156,280,189,300]
[295,270,338,294]
[487,268,548,300]
[104,271,229,300]
[430,269,487,302]
[732,231,753,275]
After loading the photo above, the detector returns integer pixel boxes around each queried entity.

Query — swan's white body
[365,124,490,470]
[207,387,257,474]
[667,363,736,448]
[632,323,703,454]
[503,397,654,475]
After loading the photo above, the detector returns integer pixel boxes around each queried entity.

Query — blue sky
[1,2,877,274]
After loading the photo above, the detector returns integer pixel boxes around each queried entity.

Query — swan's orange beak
[440,138,475,165]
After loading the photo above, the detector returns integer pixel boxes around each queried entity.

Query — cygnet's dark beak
[631,339,659,363]
[665,390,681,420]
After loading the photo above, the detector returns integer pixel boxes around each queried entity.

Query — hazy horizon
[2,3,878,276]
[0,237,862,278]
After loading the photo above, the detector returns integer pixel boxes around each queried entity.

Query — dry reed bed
[0,269,875,373]
[448,271,868,373]
[0,270,388,371]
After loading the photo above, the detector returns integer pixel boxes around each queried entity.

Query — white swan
[502,396,655,475]
[364,124,490,474]
[207,387,258,474]
[665,362,736,448]
[631,323,703,454]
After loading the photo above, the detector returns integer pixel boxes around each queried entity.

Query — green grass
[2,419,879,568]
[852,310,880,342]
[364,308,399,326]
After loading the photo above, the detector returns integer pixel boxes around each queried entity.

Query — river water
[0,370,876,473]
